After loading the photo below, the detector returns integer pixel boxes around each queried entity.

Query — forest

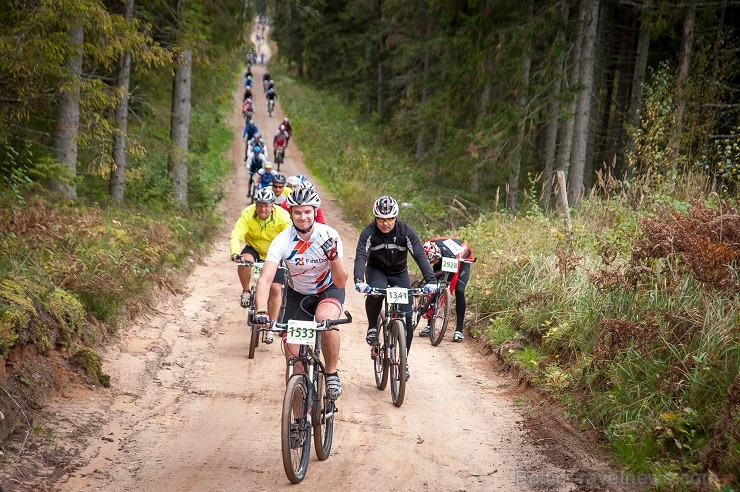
[0,0,738,490]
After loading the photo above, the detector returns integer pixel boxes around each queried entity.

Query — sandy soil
[0,21,643,492]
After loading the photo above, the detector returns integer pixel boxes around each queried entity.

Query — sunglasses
[376,218,395,224]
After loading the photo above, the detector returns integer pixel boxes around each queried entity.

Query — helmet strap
[293,217,315,235]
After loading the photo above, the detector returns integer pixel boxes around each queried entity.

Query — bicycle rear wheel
[389,319,407,407]
[281,375,311,484]
[313,371,334,460]
[247,288,259,359]
[373,314,389,390]
[429,287,451,347]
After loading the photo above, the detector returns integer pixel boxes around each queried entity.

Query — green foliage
[274,65,468,238]
[626,61,675,176]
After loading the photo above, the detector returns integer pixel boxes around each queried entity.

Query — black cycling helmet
[373,195,399,219]
[272,173,287,184]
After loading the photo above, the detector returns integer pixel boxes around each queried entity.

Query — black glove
[231,253,242,262]
[254,310,270,326]
[320,237,339,261]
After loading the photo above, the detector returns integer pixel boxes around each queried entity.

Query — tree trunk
[568,0,600,207]
[168,49,192,211]
[51,24,84,200]
[625,0,651,177]
[556,0,586,178]
[416,46,430,161]
[541,1,570,211]
[607,5,636,178]
[109,0,135,204]
[669,4,696,169]
[507,11,532,213]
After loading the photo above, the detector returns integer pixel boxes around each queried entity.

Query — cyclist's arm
[254,260,279,313]
[229,212,249,256]
[352,226,373,282]
[330,257,348,288]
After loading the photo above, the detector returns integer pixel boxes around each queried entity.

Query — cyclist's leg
[314,289,344,374]
[268,267,286,320]
[364,267,388,344]
[454,262,472,333]
[388,271,414,354]
[238,246,259,289]
[281,288,314,372]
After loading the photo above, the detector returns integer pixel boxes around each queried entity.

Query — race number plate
[442,239,464,256]
[287,319,316,345]
[386,287,409,305]
[252,262,263,280]
[441,257,459,272]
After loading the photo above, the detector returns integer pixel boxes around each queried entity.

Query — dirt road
[0,23,631,492]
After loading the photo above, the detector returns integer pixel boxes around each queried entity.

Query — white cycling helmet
[373,195,399,219]
[253,187,276,204]
[286,188,321,208]
[300,180,316,192]
[286,176,301,187]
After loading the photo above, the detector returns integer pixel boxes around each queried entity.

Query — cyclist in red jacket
[419,237,474,342]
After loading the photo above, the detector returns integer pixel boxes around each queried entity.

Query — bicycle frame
[367,287,421,407]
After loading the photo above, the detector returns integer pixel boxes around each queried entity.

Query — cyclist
[257,161,277,188]
[254,188,348,399]
[247,132,266,155]
[243,85,252,101]
[418,238,474,342]
[230,187,292,343]
[273,125,288,160]
[267,78,275,92]
[242,120,259,151]
[245,146,267,195]
[262,71,271,92]
[244,74,253,88]
[266,86,277,114]
[242,97,254,120]
[271,174,289,206]
[353,195,438,380]
[282,117,293,144]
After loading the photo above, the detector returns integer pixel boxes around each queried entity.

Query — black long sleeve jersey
[353,220,437,284]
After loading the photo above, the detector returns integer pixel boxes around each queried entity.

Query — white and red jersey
[265,223,344,295]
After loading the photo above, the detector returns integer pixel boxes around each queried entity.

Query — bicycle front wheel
[281,375,311,484]
[313,371,334,460]
[389,319,407,407]
[248,290,259,359]
[373,314,389,390]
[429,287,451,346]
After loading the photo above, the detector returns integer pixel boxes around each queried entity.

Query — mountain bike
[274,145,285,171]
[267,98,275,117]
[366,287,422,407]
[412,257,475,346]
[260,311,352,484]
[235,260,288,359]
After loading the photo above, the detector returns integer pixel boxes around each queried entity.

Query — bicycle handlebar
[262,310,353,333]
[366,287,424,296]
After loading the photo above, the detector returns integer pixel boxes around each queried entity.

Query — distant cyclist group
[228,16,475,484]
